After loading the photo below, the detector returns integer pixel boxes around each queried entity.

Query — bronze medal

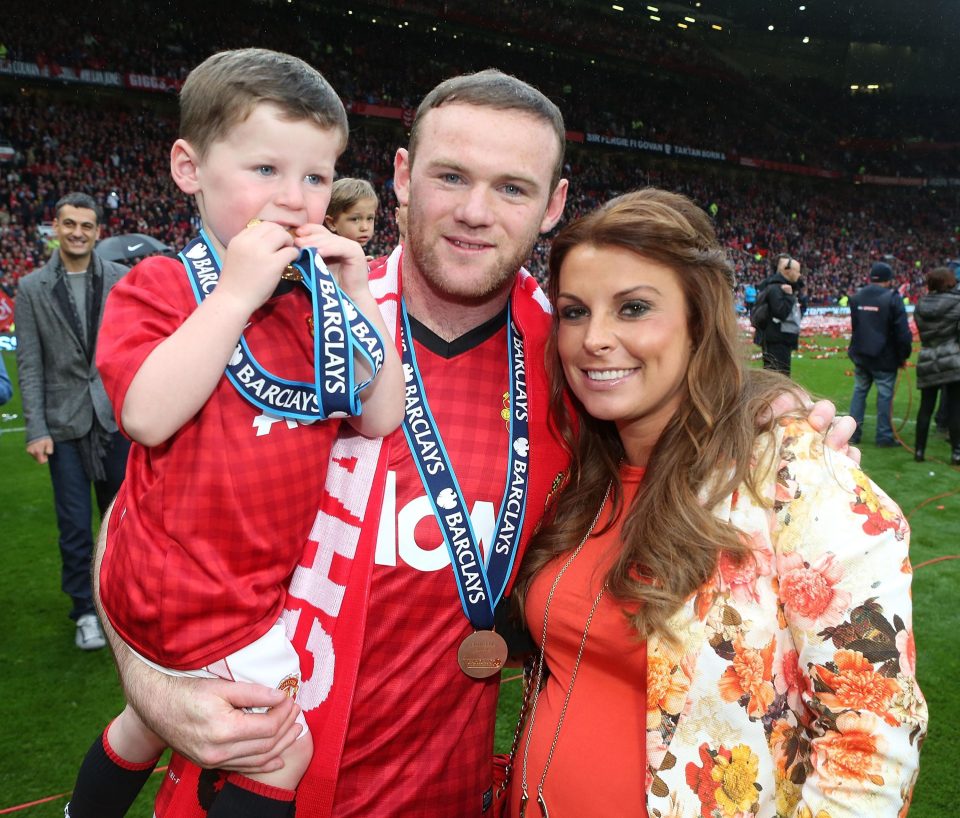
[247,219,303,282]
[457,630,508,678]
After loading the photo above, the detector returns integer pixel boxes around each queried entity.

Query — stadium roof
[723,0,958,47]
[587,0,960,48]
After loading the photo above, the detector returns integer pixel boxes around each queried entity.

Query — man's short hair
[407,69,566,192]
[179,48,348,158]
[328,178,378,219]
[773,252,793,273]
[54,192,101,223]
[926,266,956,293]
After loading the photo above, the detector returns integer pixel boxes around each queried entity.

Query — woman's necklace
[519,482,612,818]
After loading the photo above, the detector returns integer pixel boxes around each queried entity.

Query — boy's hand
[294,223,370,299]
[295,222,405,439]
[217,221,300,311]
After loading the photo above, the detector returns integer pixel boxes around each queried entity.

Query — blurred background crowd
[1,0,958,308]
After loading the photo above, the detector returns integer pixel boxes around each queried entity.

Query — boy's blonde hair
[327,178,379,219]
[180,48,348,158]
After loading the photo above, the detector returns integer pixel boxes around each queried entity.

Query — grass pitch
[1,340,956,816]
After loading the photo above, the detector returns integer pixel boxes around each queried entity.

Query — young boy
[67,48,403,818]
[324,177,378,256]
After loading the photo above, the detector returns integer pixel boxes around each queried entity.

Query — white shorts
[127,619,307,734]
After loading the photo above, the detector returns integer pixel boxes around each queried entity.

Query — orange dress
[510,464,648,818]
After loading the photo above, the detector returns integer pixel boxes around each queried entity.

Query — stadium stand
[1,0,958,305]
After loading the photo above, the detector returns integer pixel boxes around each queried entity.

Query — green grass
[0,352,165,817]
[1,341,956,815]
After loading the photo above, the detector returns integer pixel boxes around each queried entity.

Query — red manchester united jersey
[97,256,338,669]
[333,311,512,817]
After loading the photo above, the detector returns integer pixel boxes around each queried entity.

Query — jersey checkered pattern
[97,257,337,669]
[333,321,511,817]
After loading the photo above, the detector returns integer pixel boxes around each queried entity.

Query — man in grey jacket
[15,192,130,650]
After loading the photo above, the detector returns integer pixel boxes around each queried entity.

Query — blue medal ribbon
[399,300,530,630]
[180,230,385,420]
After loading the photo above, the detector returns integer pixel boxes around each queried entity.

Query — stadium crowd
[4,0,960,172]
[2,93,958,306]
[1,0,958,305]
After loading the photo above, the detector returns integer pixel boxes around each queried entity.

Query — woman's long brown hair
[513,188,797,642]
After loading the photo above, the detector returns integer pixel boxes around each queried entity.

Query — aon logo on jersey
[374,471,497,570]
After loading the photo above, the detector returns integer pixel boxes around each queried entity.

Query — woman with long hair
[913,265,960,464]
[508,189,926,818]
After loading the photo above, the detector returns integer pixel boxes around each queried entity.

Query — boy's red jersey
[97,256,337,669]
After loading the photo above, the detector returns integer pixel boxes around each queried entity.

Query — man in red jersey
[100,69,854,818]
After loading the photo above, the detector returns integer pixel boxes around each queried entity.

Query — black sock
[66,729,159,818]
[206,775,296,818]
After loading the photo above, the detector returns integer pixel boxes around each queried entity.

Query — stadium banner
[347,101,586,144]
[855,174,925,187]
[0,60,180,94]
[927,177,960,187]
[739,156,844,180]
[841,137,960,152]
[584,133,725,161]
[0,60,124,88]
[805,307,850,316]
[348,101,404,120]
[800,305,913,316]
[126,73,181,93]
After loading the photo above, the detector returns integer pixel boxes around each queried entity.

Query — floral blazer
[645,419,927,818]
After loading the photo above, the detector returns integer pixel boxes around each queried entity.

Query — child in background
[325,177,379,258]
[66,48,403,818]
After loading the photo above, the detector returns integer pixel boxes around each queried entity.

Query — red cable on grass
[0,792,70,815]
[893,366,914,435]
[904,489,960,519]
[914,555,960,570]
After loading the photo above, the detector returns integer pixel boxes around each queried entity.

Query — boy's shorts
[127,619,307,734]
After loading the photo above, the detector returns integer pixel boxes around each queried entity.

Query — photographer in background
[760,253,802,375]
